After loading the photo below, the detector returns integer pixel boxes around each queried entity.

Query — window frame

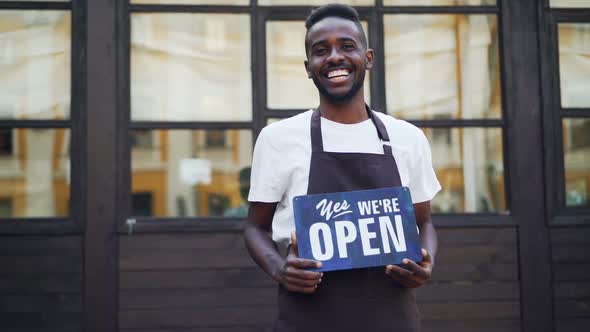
[540,3,590,225]
[117,0,518,234]
[0,0,85,235]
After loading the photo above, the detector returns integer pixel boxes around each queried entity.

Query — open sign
[293,187,422,272]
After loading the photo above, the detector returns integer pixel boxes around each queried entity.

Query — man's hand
[274,232,323,294]
[385,248,433,288]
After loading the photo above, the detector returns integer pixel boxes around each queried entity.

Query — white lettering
[371,200,381,214]
[357,201,372,216]
[392,198,400,213]
[334,220,357,258]
[316,199,352,221]
[379,215,407,253]
[382,199,392,213]
[309,223,334,260]
[358,218,380,256]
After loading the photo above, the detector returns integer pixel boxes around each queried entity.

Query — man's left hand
[385,248,433,288]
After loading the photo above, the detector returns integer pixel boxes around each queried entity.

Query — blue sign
[293,187,422,272]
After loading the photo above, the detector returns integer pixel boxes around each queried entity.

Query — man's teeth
[327,69,350,78]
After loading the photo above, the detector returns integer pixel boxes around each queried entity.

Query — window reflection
[563,118,590,207]
[422,127,505,213]
[0,11,71,120]
[259,0,373,5]
[558,23,590,108]
[131,14,252,122]
[551,0,590,7]
[384,15,501,119]
[131,129,252,217]
[266,21,370,109]
[131,0,248,4]
[0,128,70,218]
[384,0,495,5]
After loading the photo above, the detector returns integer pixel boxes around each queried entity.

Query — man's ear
[304,60,311,78]
[365,48,375,70]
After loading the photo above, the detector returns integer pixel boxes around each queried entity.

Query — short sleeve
[248,127,287,203]
[409,130,442,203]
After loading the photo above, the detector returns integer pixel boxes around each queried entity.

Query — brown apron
[274,107,420,332]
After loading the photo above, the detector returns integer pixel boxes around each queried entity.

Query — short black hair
[304,3,367,54]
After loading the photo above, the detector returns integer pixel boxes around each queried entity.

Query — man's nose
[326,47,344,64]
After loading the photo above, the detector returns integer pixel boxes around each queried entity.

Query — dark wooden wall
[551,227,590,332]
[0,236,82,332]
[118,228,520,332]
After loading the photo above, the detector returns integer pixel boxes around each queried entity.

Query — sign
[293,187,422,272]
[179,158,211,185]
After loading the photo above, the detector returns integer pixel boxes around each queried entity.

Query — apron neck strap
[311,105,393,155]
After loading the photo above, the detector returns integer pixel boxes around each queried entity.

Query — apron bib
[274,107,420,332]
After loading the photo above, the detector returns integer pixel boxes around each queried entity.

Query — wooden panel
[0,236,82,332]
[120,307,276,329]
[119,228,520,330]
[552,227,590,332]
[422,319,521,332]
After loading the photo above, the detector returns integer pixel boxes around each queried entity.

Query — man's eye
[343,44,355,50]
[314,48,327,55]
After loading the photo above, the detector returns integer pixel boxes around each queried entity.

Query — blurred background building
[0,0,588,332]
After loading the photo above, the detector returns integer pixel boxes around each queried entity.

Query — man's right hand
[274,232,323,294]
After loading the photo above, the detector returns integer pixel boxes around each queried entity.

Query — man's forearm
[419,221,437,266]
[244,222,285,282]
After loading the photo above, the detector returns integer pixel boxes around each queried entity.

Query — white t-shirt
[248,110,441,248]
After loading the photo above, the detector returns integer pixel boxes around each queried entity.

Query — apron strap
[311,109,323,152]
[310,106,394,156]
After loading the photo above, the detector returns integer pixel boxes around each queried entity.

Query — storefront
[0,0,588,331]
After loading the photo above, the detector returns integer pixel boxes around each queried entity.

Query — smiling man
[244,4,441,332]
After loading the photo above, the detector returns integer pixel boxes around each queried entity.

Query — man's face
[304,17,374,103]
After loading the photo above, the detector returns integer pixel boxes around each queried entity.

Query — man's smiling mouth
[325,68,351,82]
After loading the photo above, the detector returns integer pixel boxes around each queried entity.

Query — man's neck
[318,93,368,124]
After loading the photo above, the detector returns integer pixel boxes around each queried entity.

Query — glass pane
[131,14,252,121]
[131,0,248,4]
[563,118,590,207]
[131,129,252,217]
[558,23,590,108]
[384,0,495,4]
[384,15,501,119]
[551,0,590,7]
[259,0,373,5]
[0,128,70,218]
[0,11,71,120]
[266,21,370,109]
[422,127,505,213]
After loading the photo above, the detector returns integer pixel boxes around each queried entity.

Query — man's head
[304,4,373,103]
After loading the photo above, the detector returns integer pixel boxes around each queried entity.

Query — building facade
[0,0,589,331]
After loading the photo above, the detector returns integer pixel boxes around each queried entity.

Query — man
[244,4,441,331]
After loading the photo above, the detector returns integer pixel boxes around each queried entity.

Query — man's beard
[311,70,365,104]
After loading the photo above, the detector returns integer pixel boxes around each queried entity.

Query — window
[542,4,590,221]
[127,3,253,222]
[124,0,507,229]
[384,11,505,213]
[0,2,76,223]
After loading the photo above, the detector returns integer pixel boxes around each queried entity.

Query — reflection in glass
[551,0,590,7]
[422,127,505,213]
[259,0,373,5]
[0,11,71,120]
[563,118,590,207]
[131,0,248,4]
[266,21,370,109]
[0,128,70,218]
[384,0,495,4]
[558,23,590,108]
[384,15,501,119]
[131,129,252,217]
[131,14,252,121]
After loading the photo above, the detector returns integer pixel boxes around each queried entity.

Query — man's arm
[384,200,437,288]
[244,202,323,293]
